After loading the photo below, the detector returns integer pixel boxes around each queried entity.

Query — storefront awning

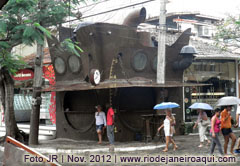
[42,79,211,92]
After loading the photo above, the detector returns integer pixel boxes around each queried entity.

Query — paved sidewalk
[1,134,240,165]
[26,134,240,165]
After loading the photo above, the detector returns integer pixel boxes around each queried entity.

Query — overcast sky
[81,0,240,24]
[166,0,240,18]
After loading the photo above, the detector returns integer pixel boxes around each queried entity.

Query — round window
[152,56,157,72]
[68,55,81,73]
[132,51,147,71]
[54,57,66,74]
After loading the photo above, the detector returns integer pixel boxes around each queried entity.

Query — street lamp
[173,45,197,70]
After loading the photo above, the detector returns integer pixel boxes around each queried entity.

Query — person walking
[95,105,106,144]
[210,108,224,156]
[221,105,236,155]
[106,103,115,146]
[234,104,240,150]
[158,109,178,152]
[193,109,211,148]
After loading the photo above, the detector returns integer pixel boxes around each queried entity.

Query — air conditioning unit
[198,26,211,37]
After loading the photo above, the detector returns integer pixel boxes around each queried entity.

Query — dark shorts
[96,124,104,131]
[221,128,233,136]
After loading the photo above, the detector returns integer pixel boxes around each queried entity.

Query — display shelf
[191,92,225,96]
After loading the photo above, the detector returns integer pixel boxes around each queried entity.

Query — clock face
[90,69,101,85]
[94,70,100,85]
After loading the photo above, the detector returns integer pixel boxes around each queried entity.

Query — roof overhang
[42,79,211,92]
[195,54,240,60]
[146,12,221,24]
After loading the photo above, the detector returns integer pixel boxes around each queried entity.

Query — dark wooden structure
[46,8,196,141]
[0,0,8,9]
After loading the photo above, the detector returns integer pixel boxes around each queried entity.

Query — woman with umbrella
[157,109,178,152]
[217,96,238,155]
[190,103,211,148]
[220,105,236,155]
[155,102,179,152]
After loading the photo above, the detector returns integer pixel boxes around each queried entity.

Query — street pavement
[1,134,240,165]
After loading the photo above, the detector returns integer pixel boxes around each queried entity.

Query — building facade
[145,12,240,123]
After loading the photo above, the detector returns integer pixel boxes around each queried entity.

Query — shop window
[183,60,236,122]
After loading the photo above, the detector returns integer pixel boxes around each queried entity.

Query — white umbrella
[189,102,213,110]
[216,96,240,106]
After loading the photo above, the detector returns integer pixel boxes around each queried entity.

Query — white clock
[90,69,101,85]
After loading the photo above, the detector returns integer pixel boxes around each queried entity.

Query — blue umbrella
[154,102,180,110]
[189,102,213,110]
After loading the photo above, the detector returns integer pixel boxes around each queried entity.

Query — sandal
[173,146,178,151]
[230,151,236,156]
[206,140,211,145]
[198,144,203,148]
[162,149,168,152]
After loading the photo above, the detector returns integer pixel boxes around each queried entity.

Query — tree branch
[0,69,6,111]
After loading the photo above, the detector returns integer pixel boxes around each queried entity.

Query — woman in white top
[158,109,178,152]
[193,109,210,148]
[95,105,106,144]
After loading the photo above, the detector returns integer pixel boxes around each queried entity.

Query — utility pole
[157,0,167,84]
[29,44,44,145]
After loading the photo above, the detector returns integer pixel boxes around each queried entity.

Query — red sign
[12,69,34,81]
[43,65,56,125]
[173,18,197,23]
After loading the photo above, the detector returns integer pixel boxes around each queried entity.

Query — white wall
[12,38,48,57]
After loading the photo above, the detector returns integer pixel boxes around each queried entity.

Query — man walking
[106,103,115,146]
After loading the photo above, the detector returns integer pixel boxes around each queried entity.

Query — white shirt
[164,118,170,133]
[237,105,240,114]
[237,105,240,127]
[95,111,106,126]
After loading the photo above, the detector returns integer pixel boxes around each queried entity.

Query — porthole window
[152,56,157,72]
[68,55,81,73]
[54,57,66,74]
[131,50,148,71]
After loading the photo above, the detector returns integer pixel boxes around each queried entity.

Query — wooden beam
[6,136,61,166]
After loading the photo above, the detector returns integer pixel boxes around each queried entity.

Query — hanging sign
[12,69,34,81]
